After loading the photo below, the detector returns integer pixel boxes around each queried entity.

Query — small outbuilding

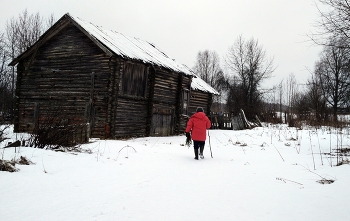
[10,13,218,139]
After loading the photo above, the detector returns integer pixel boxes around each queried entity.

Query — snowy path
[1,127,350,220]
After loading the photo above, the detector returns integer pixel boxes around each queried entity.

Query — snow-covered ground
[1,124,349,221]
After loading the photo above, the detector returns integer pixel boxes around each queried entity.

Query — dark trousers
[193,141,205,152]
[193,141,205,159]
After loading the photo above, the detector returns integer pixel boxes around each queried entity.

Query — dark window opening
[182,89,189,115]
[122,62,148,97]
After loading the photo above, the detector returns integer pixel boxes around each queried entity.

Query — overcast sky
[1,0,324,87]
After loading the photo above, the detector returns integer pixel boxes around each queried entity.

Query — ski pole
[208,130,213,158]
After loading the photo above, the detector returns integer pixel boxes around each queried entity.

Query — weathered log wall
[113,59,149,138]
[180,114,190,133]
[188,90,212,115]
[150,68,181,136]
[14,20,197,140]
[114,96,148,138]
[151,104,174,136]
[113,63,190,138]
[178,75,192,133]
[15,23,111,138]
[153,68,178,105]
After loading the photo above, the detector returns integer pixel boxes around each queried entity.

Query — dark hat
[196,107,204,112]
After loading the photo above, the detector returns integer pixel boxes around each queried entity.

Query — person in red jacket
[185,107,211,160]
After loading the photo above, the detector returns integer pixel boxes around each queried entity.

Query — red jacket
[185,112,211,141]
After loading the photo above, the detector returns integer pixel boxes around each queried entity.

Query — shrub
[0,159,18,172]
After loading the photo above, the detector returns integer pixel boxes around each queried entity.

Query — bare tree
[193,50,222,86]
[193,50,225,103]
[312,0,350,46]
[306,72,329,123]
[285,73,299,115]
[46,13,56,29]
[4,17,18,119]
[2,10,56,119]
[226,76,243,115]
[0,32,5,73]
[0,31,12,118]
[310,1,350,121]
[293,90,311,120]
[278,80,284,122]
[314,37,350,121]
[225,35,275,119]
[6,9,45,57]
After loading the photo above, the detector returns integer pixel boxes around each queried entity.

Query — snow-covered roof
[10,13,218,95]
[191,75,219,95]
[69,14,219,95]
[70,14,190,74]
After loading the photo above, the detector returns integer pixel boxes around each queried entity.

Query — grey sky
[1,0,323,87]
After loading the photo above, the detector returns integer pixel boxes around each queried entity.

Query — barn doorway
[150,108,174,136]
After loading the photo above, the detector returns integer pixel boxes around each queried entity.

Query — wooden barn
[9,13,218,139]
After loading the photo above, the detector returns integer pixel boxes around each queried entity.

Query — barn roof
[191,74,219,94]
[175,63,219,95]
[9,13,219,95]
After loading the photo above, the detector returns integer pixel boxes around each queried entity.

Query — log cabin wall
[113,96,148,138]
[178,74,192,133]
[14,23,111,138]
[12,14,207,140]
[145,66,156,136]
[113,59,151,138]
[174,72,183,134]
[188,90,212,116]
[179,114,190,133]
[153,68,178,105]
[106,56,122,139]
[113,63,190,138]
[207,93,213,117]
[181,90,213,131]
[151,103,174,136]
[150,67,180,136]
[14,21,194,139]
